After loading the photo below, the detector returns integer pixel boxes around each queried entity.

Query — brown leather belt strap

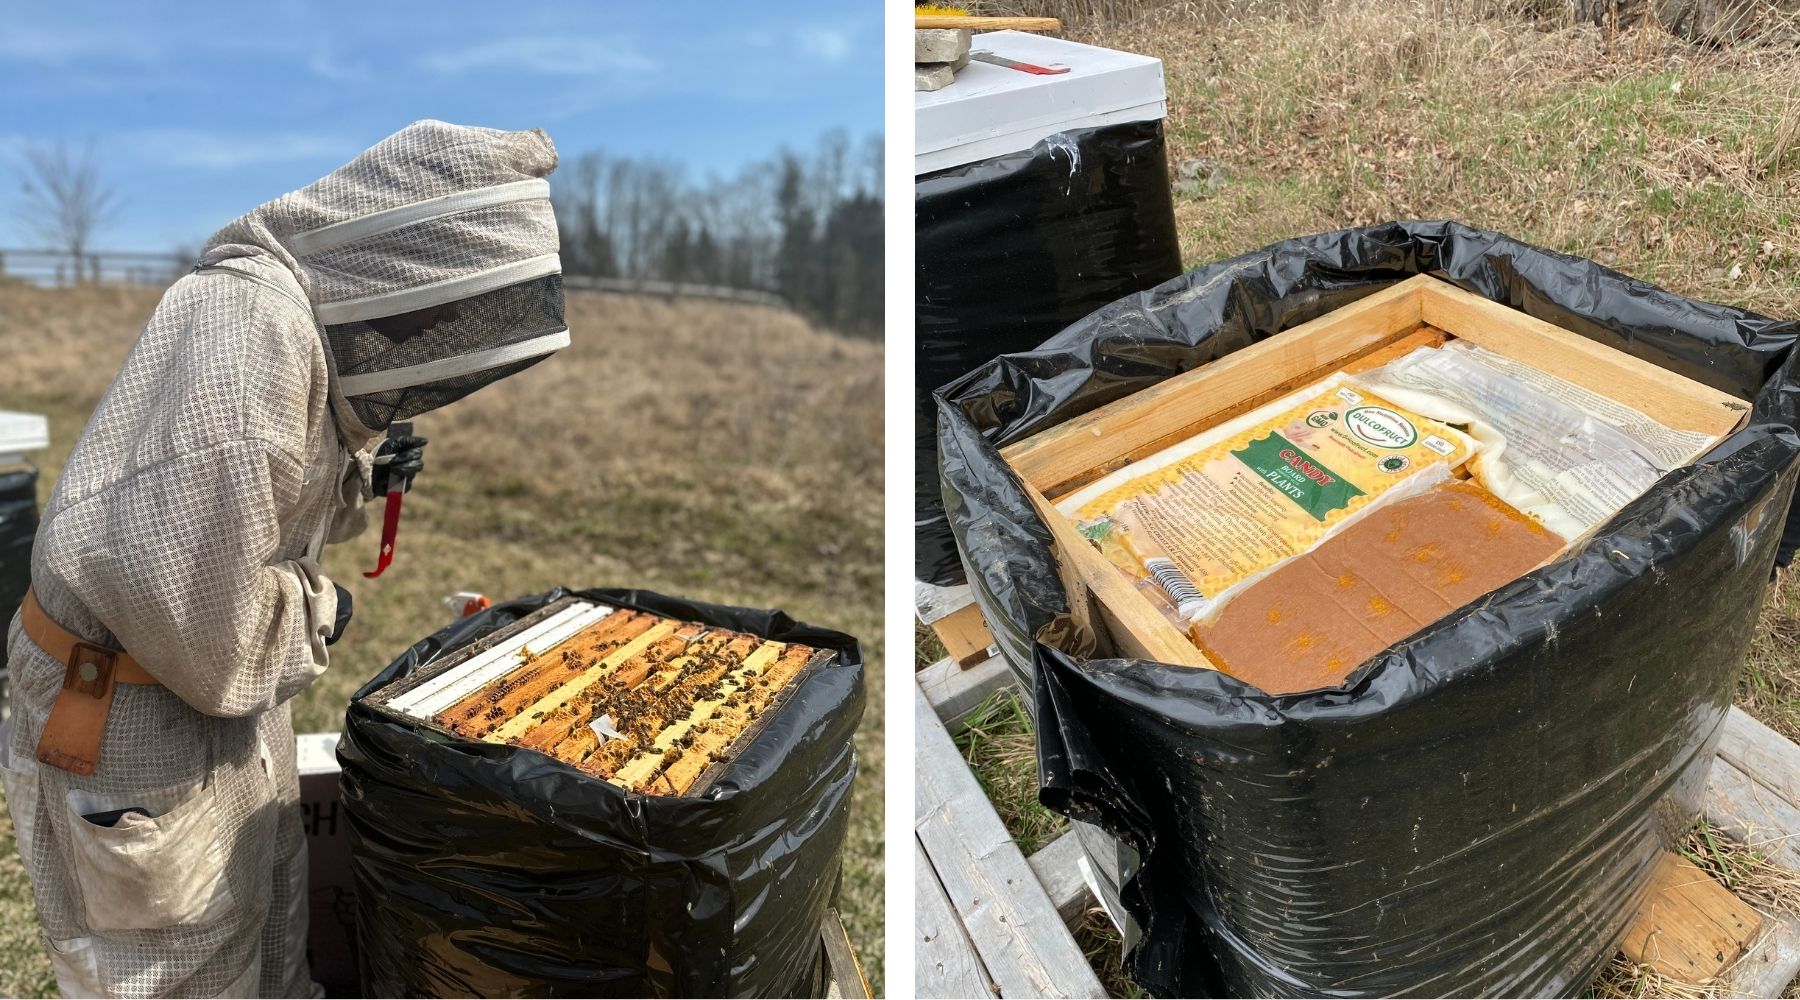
[21,591,158,685]
[22,589,160,776]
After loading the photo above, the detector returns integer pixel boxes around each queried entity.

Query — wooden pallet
[932,603,1000,670]
[914,592,1800,998]
[823,907,873,1000]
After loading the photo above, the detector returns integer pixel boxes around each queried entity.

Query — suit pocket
[64,780,238,931]
[0,737,42,865]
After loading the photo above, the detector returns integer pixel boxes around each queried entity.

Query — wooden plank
[934,603,1000,669]
[1338,324,1446,374]
[1001,275,1430,499]
[1717,706,1800,809]
[1707,754,1800,878]
[915,689,1107,999]
[1029,829,1097,925]
[820,908,872,1000]
[1619,852,1763,983]
[1705,721,1800,874]
[1726,912,1800,999]
[917,580,976,627]
[915,15,1062,31]
[1703,713,1800,996]
[1417,279,1749,439]
[918,655,1013,729]
[1022,479,1210,668]
[916,838,998,999]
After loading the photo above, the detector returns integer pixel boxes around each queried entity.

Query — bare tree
[14,140,120,283]
[858,133,883,198]
[544,130,881,331]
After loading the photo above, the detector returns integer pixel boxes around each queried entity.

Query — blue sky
[0,2,884,251]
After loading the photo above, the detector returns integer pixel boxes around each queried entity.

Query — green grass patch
[952,690,1067,856]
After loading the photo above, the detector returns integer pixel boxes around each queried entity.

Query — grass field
[0,284,884,996]
[944,1,1800,996]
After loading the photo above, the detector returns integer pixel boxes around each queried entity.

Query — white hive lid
[916,31,1166,176]
[0,412,48,455]
[296,731,342,776]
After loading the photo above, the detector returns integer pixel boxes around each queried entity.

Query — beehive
[369,599,830,796]
[999,274,1749,669]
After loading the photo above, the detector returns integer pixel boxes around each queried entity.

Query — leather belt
[21,589,160,776]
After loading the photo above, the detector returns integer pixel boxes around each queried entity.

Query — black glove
[327,582,352,646]
[371,433,427,495]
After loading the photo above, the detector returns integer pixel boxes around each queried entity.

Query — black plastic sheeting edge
[0,464,38,660]
[337,585,865,999]
[915,118,1183,585]
[938,221,1800,997]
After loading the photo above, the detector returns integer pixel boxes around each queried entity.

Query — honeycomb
[429,608,823,795]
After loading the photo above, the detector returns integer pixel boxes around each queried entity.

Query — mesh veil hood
[205,120,567,438]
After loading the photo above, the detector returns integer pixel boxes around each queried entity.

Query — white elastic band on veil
[336,329,570,396]
[287,178,552,257]
[315,253,562,325]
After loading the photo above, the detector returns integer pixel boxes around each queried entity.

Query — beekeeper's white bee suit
[1,120,567,998]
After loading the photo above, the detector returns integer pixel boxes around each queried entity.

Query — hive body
[377,601,825,796]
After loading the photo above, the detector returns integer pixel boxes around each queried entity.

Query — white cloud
[419,36,658,76]
[125,129,351,170]
[797,27,852,63]
[307,51,372,83]
[0,25,158,63]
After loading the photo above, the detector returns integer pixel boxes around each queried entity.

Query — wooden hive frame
[363,597,834,797]
[998,274,1752,669]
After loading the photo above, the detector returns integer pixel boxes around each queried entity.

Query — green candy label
[1231,431,1366,521]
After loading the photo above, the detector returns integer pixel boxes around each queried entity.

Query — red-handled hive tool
[364,421,414,579]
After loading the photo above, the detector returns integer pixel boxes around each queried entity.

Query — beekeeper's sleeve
[328,448,374,544]
[40,286,339,717]
[55,438,337,717]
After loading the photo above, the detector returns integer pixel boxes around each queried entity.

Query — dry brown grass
[970,0,1573,35]
[1744,570,1800,742]
[1063,1,1800,320]
[1073,907,1147,999]
[0,284,885,996]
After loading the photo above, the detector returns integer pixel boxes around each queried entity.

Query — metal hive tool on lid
[364,596,833,796]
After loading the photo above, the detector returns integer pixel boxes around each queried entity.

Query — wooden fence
[0,248,189,286]
[0,248,789,311]
[561,274,787,308]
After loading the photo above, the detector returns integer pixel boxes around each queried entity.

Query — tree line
[553,129,884,338]
[9,131,885,338]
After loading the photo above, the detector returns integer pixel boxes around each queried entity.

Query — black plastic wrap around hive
[938,221,1800,997]
[0,464,38,659]
[338,586,864,998]
[915,118,1183,585]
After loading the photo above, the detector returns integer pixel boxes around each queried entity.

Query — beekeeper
[0,120,568,998]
